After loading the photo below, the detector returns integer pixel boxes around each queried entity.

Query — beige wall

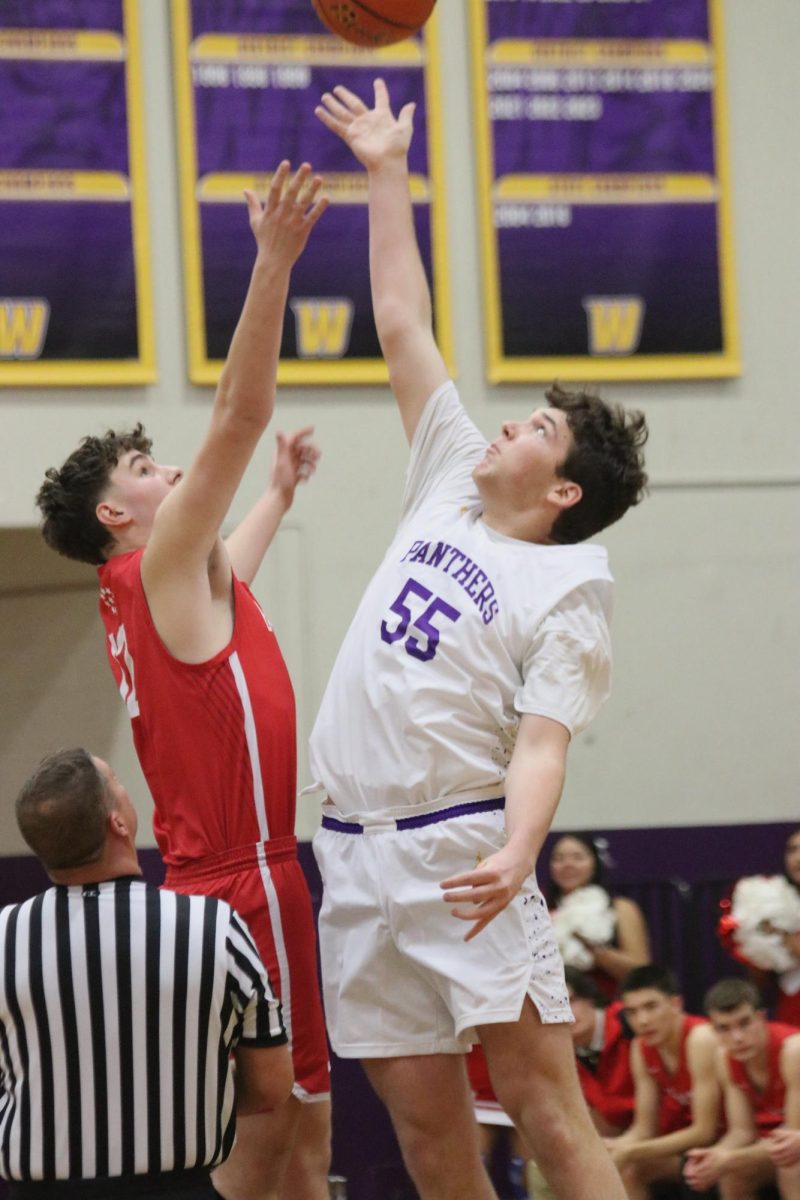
[1,0,798,854]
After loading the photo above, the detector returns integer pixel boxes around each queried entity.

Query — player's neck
[480,504,554,545]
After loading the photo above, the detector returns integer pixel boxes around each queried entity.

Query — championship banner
[172,0,452,386]
[0,0,155,386]
[471,0,739,382]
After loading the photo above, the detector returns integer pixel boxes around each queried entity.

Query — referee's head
[16,748,139,879]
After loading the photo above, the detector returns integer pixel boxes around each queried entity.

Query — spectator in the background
[684,977,800,1197]
[719,828,800,1027]
[605,965,721,1199]
[566,966,636,1135]
[548,832,651,997]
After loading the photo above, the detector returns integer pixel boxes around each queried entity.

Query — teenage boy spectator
[605,965,721,1199]
[684,977,800,1198]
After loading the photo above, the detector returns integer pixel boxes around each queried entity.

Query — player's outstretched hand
[315,78,414,170]
[244,161,328,266]
[441,846,529,942]
[269,426,320,510]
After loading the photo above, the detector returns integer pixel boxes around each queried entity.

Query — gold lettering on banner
[289,299,354,359]
[583,296,645,356]
[0,299,50,359]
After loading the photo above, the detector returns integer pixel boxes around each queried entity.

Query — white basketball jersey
[310,382,614,818]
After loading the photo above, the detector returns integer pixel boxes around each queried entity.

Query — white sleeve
[515,583,613,737]
[400,380,487,522]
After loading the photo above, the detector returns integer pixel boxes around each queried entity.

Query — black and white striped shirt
[0,877,286,1184]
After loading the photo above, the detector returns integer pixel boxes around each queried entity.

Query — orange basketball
[311,0,436,47]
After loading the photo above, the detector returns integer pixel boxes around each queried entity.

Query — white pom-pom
[552,885,617,969]
[731,876,800,972]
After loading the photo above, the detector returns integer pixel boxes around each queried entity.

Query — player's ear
[548,479,582,511]
[96,499,129,530]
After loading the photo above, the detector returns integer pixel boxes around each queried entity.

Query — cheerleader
[718,828,800,1026]
[548,833,651,997]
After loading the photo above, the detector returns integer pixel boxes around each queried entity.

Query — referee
[0,749,293,1199]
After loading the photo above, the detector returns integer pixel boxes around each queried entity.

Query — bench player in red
[685,977,800,1198]
[36,163,330,1200]
[605,965,721,1199]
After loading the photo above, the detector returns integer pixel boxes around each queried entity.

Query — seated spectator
[566,966,636,1135]
[605,964,721,1199]
[1,748,293,1199]
[548,832,651,997]
[684,977,800,1198]
[718,829,800,1027]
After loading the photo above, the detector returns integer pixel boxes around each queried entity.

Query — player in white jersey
[312,80,648,1200]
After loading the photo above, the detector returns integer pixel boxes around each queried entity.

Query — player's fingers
[296,173,323,212]
[266,161,291,210]
[287,424,315,444]
[243,189,263,222]
[442,888,483,904]
[304,194,329,228]
[319,90,353,123]
[399,101,416,130]
[374,77,390,108]
[314,103,347,137]
[283,162,312,208]
[333,83,368,113]
[440,871,479,890]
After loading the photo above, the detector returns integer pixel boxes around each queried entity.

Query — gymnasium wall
[1,0,798,858]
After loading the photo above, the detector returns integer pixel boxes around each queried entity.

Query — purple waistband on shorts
[321,796,505,835]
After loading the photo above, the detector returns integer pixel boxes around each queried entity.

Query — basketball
[311,0,436,47]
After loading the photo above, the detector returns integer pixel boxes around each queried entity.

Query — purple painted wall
[1,822,796,1200]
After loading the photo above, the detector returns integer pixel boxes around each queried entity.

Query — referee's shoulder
[156,884,236,926]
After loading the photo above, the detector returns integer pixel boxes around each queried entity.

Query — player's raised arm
[145,163,327,581]
[316,78,447,444]
[224,426,320,587]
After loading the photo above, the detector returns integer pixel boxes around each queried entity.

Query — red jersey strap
[727,1022,797,1132]
[639,1013,706,1135]
[164,836,298,886]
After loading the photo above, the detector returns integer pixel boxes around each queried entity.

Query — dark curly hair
[546,383,648,544]
[36,425,152,565]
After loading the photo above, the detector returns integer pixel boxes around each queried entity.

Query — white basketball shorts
[312,799,572,1058]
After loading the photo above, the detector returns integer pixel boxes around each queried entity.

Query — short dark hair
[564,966,608,1008]
[704,978,762,1015]
[546,383,648,544]
[621,964,680,998]
[36,425,152,564]
[16,748,113,871]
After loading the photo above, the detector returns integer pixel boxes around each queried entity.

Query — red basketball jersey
[98,550,296,866]
[639,1014,706,1135]
[727,1022,799,1134]
[577,1002,635,1130]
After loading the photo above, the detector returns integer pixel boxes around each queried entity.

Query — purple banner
[487,1,710,41]
[177,0,448,382]
[0,61,129,172]
[0,1,124,34]
[475,0,738,379]
[0,0,153,382]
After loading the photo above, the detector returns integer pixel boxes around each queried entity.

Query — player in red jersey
[604,965,721,1199]
[565,967,635,1135]
[35,162,330,1200]
[684,978,800,1198]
